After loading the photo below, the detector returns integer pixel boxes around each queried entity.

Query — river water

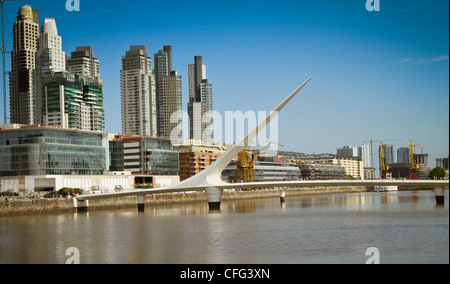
[0,190,448,264]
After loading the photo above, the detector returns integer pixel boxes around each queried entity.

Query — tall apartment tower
[10,5,39,125]
[67,46,101,82]
[33,18,66,125]
[120,45,157,136]
[160,71,183,142]
[154,46,183,140]
[66,46,105,132]
[188,56,213,141]
[42,46,105,132]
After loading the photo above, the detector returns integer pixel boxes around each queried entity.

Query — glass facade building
[109,136,179,176]
[0,126,107,176]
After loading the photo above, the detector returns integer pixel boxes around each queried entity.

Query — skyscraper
[397,147,410,163]
[33,18,66,125]
[154,46,182,140]
[120,45,157,136]
[41,71,104,132]
[10,5,39,125]
[379,143,394,165]
[41,46,104,132]
[154,45,172,138]
[66,46,105,132]
[161,71,183,142]
[67,46,101,81]
[358,144,371,168]
[188,56,213,141]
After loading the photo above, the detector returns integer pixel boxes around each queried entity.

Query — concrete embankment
[0,186,368,216]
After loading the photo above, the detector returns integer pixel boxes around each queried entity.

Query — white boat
[374,185,398,192]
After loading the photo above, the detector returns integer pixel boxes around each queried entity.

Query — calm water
[0,190,448,264]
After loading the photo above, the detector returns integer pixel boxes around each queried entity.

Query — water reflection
[0,190,448,264]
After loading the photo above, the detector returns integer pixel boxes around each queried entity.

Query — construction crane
[379,141,390,179]
[362,138,402,168]
[409,140,419,179]
[236,140,283,187]
[413,143,432,155]
[1,0,16,124]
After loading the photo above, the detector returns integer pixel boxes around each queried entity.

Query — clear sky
[2,0,449,168]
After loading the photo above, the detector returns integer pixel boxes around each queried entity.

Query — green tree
[429,166,447,179]
[57,187,83,196]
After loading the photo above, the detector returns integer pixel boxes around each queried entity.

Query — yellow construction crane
[409,140,419,179]
[236,140,283,186]
[379,141,390,179]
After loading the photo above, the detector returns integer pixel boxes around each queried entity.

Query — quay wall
[0,186,368,216]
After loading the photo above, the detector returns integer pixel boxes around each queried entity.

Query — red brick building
[174,141,230,181]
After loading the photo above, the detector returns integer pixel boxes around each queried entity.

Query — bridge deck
[77,179,449,201]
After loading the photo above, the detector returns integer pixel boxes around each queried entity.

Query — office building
[397,147,410,163]
[109,135,179,176]
[0,125,108,176]
[33,18,66,125]
[358,144,371,168]
[120,45,156,136]
[379,144,394,165]
[9,5,39,125]
[188,56,213,141]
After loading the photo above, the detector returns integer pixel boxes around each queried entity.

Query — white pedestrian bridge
[75,76,449,211]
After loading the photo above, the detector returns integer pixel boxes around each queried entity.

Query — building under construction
[389,163,429,179]
[296,162,346,180]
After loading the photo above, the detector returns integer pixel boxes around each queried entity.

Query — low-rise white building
[0,174,180,195]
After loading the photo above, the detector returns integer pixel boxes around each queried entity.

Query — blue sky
[2,0,449,168]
